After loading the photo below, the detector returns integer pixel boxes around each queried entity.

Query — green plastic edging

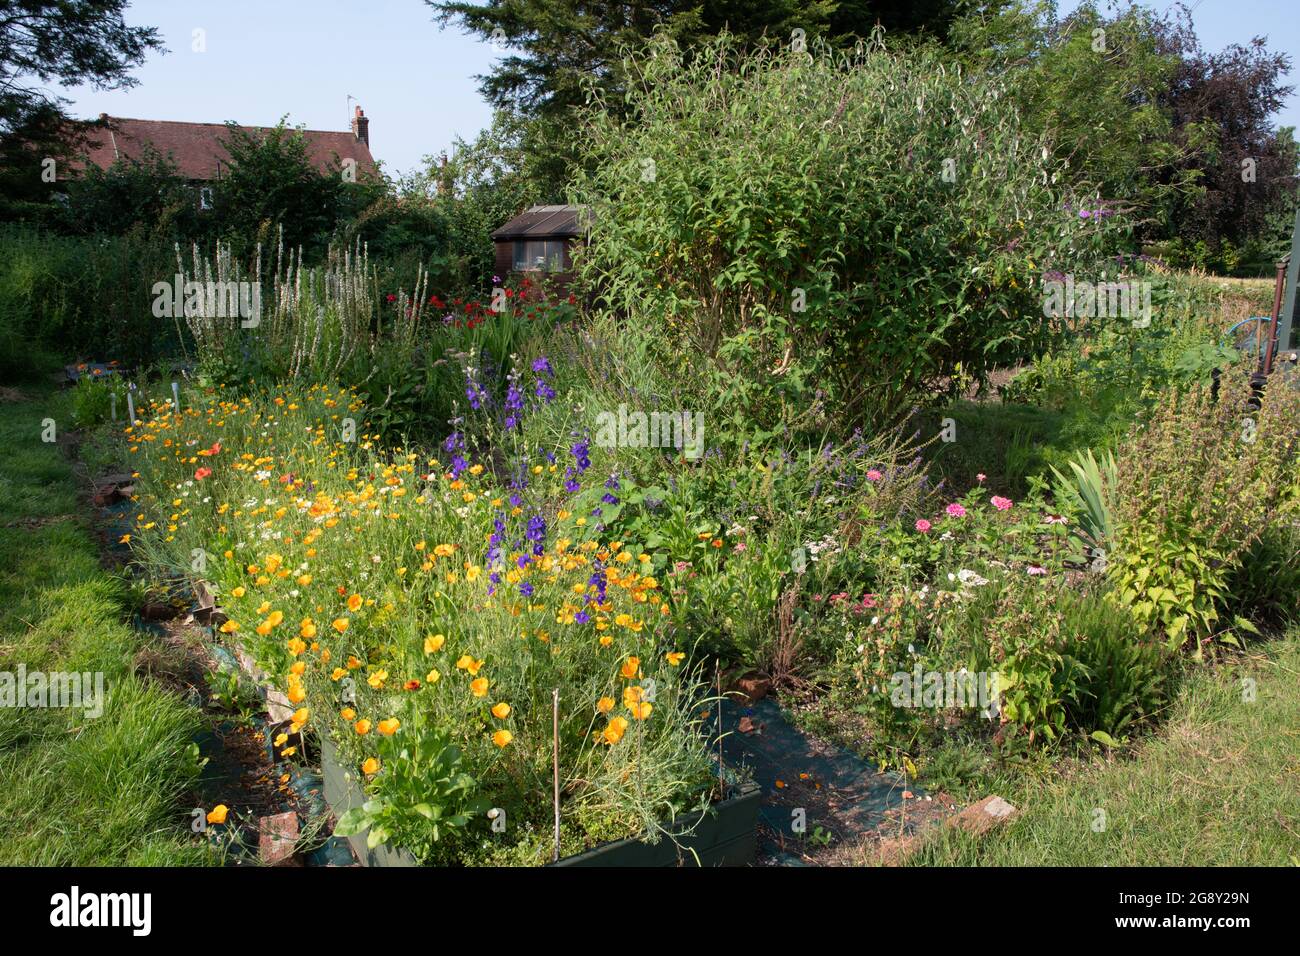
[318,733,760,868]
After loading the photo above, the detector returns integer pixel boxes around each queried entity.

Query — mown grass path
[908,634,1300,866]
[0,387,210,865]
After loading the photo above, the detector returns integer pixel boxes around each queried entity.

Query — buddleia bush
[572,33,1114,435]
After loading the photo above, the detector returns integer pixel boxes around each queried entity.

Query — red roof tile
[73,117,378,181]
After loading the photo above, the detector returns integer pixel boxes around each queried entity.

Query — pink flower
[733,542,747,553]
[915,519,932,533]
[1027,565,1048,576]
[1045,515,1068,526]
[866,469,883,482]
[861,593,878,608]
[194,467,212,480]
[829,592,848,603]
[976,473,986,484]
[991,495,1013,512]
[945,503,966,518]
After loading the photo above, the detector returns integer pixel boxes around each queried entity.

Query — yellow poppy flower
[492,730,513,748]
[354,719,372,735]
[377,718,400,736]
[361,757,379,775]
[491,702,511,719]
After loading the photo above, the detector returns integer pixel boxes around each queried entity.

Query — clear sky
[56,0,1300,180]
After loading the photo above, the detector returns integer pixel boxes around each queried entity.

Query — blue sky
[58,0,1299,179]
[61,0,498,177]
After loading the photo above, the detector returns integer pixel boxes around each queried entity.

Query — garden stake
[1264,258,1287,375]
[110,391,117,421]
[126,390,135,425]
[716,660,724,797]
[552,687,560,862]
[171,381,180,414]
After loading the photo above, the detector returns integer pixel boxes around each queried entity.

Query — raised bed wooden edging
[318,733,761,868]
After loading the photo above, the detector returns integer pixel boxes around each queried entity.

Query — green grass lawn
[908,633,1300,866]
[0,388,212,865]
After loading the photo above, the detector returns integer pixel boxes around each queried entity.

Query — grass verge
[906,632,1300,866]
[0,387,211,865]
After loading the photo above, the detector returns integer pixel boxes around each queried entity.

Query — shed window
[199,186,214,211]
[513,239,565,272]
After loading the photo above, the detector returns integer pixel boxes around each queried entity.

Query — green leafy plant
[1057,589,1170,742]
[333,719,486,855]
[1106,378,1300,655]
[1049,448,1117,557]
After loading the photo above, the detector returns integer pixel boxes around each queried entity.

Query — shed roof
[491,204,590,240]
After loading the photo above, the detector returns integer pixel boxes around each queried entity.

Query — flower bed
[123,382,726,865]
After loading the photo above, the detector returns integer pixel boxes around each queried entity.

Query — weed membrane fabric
[719,697,916,864]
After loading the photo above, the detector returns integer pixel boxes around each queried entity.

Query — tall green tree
[1150,19,1297,269]
[953,0,1182,233]
[0,0,162,219]
[211,120,384,259]
[427,0,961,193]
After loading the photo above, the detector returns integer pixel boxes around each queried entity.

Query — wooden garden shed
[491,204,589,289]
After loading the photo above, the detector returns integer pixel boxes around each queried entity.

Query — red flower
[386,293,396,302]
[194,467,212,480]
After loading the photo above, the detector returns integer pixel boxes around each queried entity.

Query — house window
[199,187,214,211]
[513,238,566,272]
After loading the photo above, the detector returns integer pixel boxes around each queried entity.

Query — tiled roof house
[69,106,378,188]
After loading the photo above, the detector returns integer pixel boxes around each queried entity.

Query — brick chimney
[351,106,369,147]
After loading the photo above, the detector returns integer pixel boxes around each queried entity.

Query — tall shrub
[571,33,1112,435]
